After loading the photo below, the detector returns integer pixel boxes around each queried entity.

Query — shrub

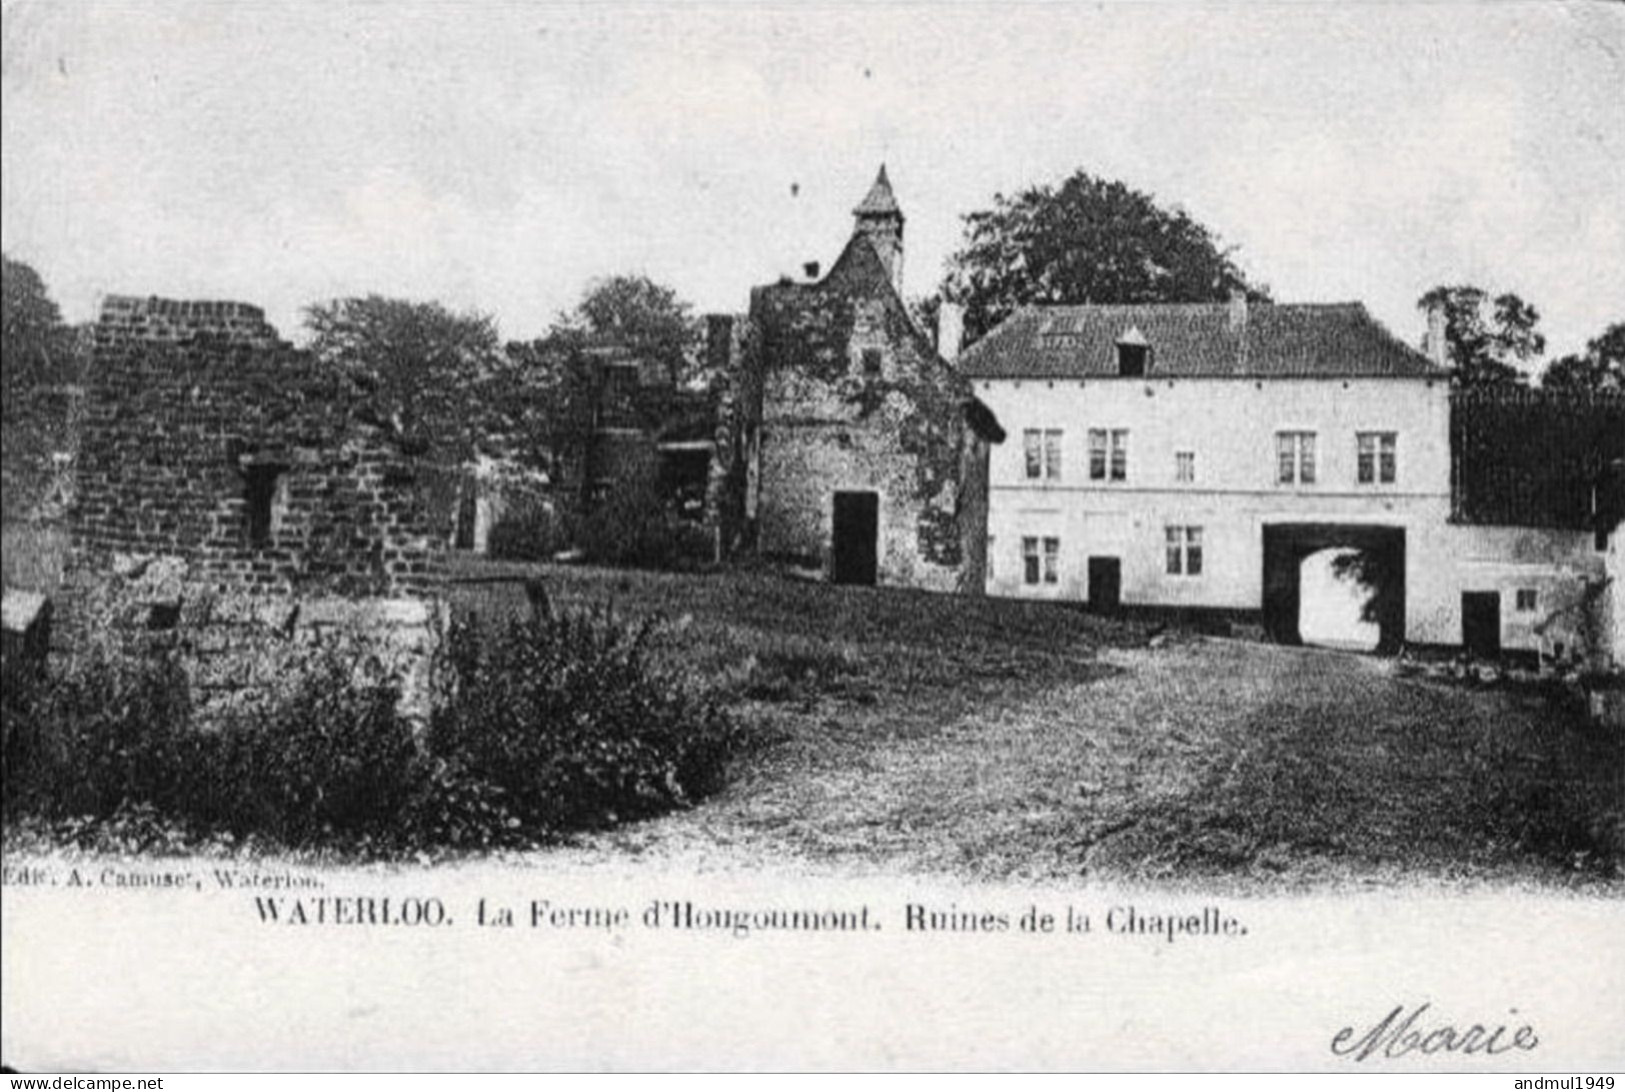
[487,497,570,562]
[429,604,741,830]
[2,600,747,855]
[575,481,714,571]
[1,645,192,823]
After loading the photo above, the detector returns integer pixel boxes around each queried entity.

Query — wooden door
[1461,591,1501,657]
[832,492,879,585]
[1088,556,1121,611]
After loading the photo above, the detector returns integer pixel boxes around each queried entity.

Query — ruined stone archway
[1262,523,1406,653]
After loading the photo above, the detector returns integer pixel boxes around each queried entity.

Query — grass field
[448,560,1625,890]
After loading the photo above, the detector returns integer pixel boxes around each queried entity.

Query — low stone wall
[63,552,445,725]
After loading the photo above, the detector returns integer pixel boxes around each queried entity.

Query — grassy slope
[452,560,1624,889]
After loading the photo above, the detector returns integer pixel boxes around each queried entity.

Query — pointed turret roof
[853,164,903,219]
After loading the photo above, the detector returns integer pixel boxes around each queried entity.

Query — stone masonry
[61,296,459,720]
[707,168,1003,592]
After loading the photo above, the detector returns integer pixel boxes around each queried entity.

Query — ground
[445,561,1625,891]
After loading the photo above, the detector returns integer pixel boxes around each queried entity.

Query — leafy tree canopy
[1541,321,1624,394]
[2,253,71,393]
[939,170,1266,344]
[303,295,538,464]
[508,275,704,497]
[2,255,80,521]
[1418,285,1543,388]
[549,274,699,387]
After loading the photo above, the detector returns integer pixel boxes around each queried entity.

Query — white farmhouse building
[959,294,1621,661]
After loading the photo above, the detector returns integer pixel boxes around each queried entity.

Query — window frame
[1175,450,1196,484]
[1023,428,1063,481]
[1021,535,1061,585]
[1089,428,1129,482]
[1515,587,1538,613]
[1276,430,1317,486]
[1165,524,1204,577]
[1356,431,1398,485]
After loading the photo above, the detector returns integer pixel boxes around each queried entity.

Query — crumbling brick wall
[61,296,459,720]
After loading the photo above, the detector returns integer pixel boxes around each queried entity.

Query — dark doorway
[832,491,879,585]
[1088,556,1121,611]
[1263,523,1406,653]
[1461,592,1502,657]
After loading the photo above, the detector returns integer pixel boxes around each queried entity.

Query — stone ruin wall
[708,252,991,594]
[60,296,458,721]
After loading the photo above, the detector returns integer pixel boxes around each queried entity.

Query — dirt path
[530,634,1619,890]
[534,639,1355,877]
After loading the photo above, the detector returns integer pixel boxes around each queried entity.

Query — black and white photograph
[2,0,1622,1075]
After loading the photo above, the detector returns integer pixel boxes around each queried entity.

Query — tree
[503,330,600,490]
[302,295,534,464]
[1417,285,1543,388]
[551,274,699,387]
[2,254,71,393]
[2,255,79,522]
[939,170,1266,344]
[1541,321,1625,393]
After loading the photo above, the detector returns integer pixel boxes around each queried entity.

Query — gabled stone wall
[709,238,997,593]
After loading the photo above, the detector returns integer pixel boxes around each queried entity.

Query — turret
[852,165,905,293]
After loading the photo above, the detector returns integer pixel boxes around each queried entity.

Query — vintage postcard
[2,0,1622,1074]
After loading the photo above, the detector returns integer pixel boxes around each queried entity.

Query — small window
[1515,588,1538,613]
[1117,343,1148,377]
[1166,525,1204,577]
[986,535,995,582]
[861,348,882,375]
[1357,432,1397,484]
[1022,536,1060,585]
[1276,431,1316,485]
[243,464,288,546]
[1023,429,1062,480]
[1175,451,1195,483]
[1089,429,1129,481]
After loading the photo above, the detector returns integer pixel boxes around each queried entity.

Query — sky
[3,1,1622,361]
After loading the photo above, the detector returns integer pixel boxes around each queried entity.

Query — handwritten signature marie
[1332,1002,1539,1061]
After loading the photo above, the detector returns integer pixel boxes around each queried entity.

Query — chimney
[1228,287,1248,332]
[1425,302,1448,368]
[937,302,965,362]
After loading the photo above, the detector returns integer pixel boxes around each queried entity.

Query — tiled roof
[852,165,903,218]
[958,302,1444,379]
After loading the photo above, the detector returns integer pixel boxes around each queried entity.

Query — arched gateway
[1262,523,1406,653]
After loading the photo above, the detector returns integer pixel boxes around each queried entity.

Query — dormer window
[1116,326,1150,376]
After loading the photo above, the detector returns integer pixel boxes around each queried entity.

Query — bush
[429,604,741,830]
[486,497,569,562]
[2,646,193,823]
[575,481,714,571]
[1,601,746,855]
